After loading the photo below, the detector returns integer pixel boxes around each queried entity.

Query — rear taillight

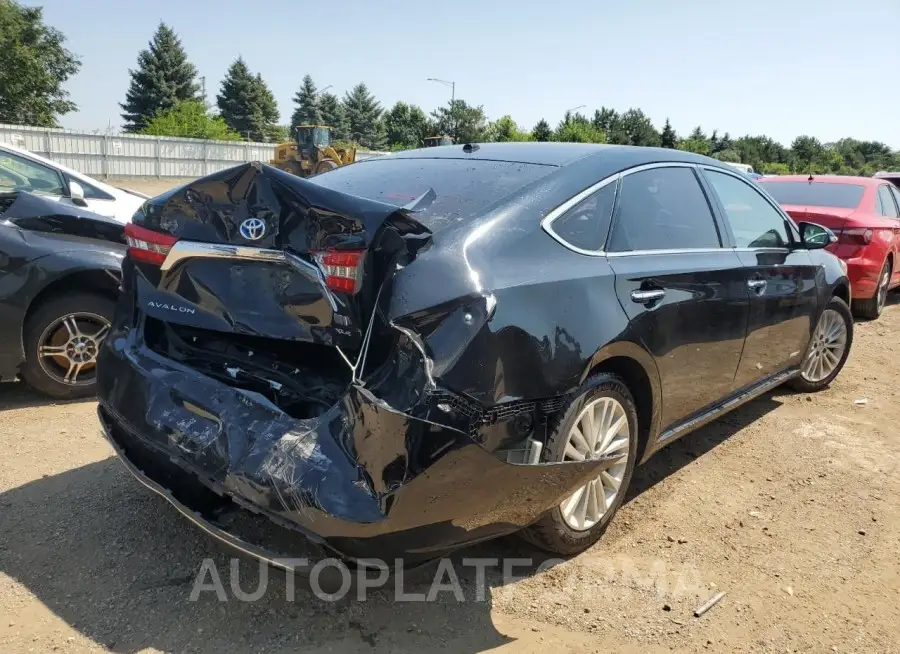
[837,228,873,246]
[124,223,178,265]
[313,249,365,294]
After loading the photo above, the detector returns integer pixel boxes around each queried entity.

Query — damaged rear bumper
[97,331,607,564]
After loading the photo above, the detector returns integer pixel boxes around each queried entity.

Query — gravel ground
[0,177,898,652]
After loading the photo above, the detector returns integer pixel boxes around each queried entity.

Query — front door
[702,167,819,387]
[606,164,750,431]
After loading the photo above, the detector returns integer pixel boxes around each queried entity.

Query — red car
[758,175,900,319]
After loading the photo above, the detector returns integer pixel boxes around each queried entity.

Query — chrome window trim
[606,247,727,258]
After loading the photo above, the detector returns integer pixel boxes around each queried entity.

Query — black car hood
[1,191,125,244]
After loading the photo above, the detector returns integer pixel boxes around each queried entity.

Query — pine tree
[532,119,552,142]
[342,83,385,149]
[216,58,280,142]
[290,74,320,128]
[660,118,677,148]
[120,23,199,132]
[319,92,348,140]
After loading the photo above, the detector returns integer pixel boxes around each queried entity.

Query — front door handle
[631,289,666,304]
[747,278,767,294]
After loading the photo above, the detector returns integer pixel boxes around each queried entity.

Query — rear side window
[706,170,790,248]
[548,181,616,251]
[890,186,900,214]
[607,167,720,252]
[877,185,898,218]
[758,181,865,209]
[309,158,556,230]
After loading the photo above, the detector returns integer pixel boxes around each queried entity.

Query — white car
[0,142,146,223]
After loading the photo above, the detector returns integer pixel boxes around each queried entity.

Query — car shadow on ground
[0,381,92,412]
[0,393,783,653]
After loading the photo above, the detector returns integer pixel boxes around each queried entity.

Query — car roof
[378,142,726,169]
[759,174,881,187]
[0,140,125,196]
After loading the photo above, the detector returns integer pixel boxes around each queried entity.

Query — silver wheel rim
[801,308,847,383]
[559,397,630,531]
[36,311,110,386]
[877,263,890,312]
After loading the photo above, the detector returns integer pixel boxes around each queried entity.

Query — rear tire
[788,296,853,393]
[851,259,891,320]
[20,292,115,400]
[520,373,639,556]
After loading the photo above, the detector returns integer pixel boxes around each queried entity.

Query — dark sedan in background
[96,144,852,564]
[0,192,125,398]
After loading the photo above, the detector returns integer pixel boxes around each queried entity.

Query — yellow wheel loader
[270,125,356,177]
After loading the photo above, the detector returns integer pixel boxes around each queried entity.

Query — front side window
[549,181,616,251]
[706,169,790,248]
[607,166,720,252]
[890,186,900,216]
[877,185,898,218]
[0,151,65,196]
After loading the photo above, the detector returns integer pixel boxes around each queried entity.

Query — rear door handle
[631,289,666,304]
[747,279,767,294]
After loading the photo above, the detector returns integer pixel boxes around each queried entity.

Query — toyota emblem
[239,218,266,241]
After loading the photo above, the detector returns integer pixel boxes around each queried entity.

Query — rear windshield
[758,181,865,209]
[309,157,556,227]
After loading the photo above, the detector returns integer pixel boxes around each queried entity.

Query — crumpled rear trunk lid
[128,162,430,352]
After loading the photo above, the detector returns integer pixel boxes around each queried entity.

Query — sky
[29,0,900,148]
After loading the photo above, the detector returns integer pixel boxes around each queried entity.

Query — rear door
[888,185,900,287]
[606,163,749,431]
[702,166,819,387]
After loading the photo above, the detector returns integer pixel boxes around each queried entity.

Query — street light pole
[427,77,456,138]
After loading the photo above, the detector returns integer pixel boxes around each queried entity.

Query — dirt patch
[1,299,898,653]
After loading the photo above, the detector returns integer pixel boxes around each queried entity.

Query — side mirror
[68,180,87,207]
[798,221,836,250]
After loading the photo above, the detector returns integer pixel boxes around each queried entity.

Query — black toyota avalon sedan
[96,143,852,564]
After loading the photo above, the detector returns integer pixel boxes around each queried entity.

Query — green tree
[342,82,385,149]
[0,0,81,126]
[713,148,742,163]
[660,118,677,148]
[555,119,606,144]
[789,135,826,173]
[486,115,531,142]
[319,92,348,140]
[216,58,280,142]
[430,99,488,143]
[689,126,707,140]
[290,74,320,128]
[618,108,660,147]
[678,137,711,156]
[532,119,552,142]
[384,101,429,149]
[140,100,240,140]
[120,23,199,132]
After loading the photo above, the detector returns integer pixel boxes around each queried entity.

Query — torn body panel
[98,321,608,563]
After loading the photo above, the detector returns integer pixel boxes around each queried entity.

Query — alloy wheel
[876,262,891,313]
[36,312,110,386]
[559,397,631,531]
[801,308,848,383]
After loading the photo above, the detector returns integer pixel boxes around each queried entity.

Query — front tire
[788,296,853,393]
[521,373,639,556]
[20,292,115,399]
